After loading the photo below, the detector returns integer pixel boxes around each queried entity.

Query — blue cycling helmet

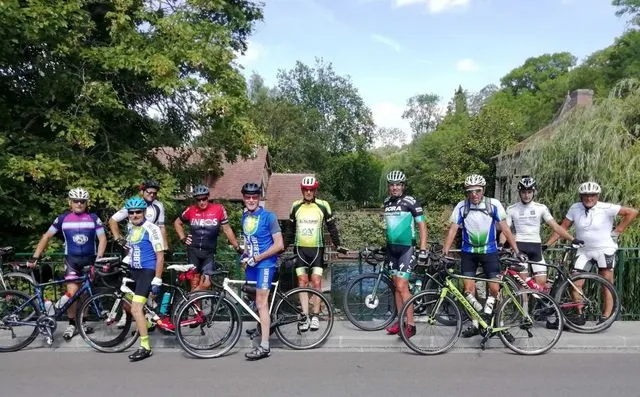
[192,185,210,197]
[124,197,147,210]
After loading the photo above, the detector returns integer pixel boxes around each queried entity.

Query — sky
[236,0,630,139]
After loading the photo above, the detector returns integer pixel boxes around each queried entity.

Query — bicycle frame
[221,278,280,323]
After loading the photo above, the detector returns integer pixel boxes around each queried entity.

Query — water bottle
[483,296,496,315]
[44,300,55,316]
[55,292,71,310]
[525,277,544,292]
[159,292,171,315]
[465,292,483,312]
[413,279,423,294]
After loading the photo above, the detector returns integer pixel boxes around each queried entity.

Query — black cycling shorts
[386,244,415,275]
[130,268,155,296]
[516,242,543,262]
[294,247,325,269]
[64,255,95,281]
[461,252,500,279]
[187,249,216,276]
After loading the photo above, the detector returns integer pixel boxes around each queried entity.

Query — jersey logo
[385,206,402,212]
[72,234,89,245]
[191,218,219,227]
[243,215,259,235]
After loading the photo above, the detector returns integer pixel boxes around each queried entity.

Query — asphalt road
[2,350,639,397]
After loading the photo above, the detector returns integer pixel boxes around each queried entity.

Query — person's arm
[255,233,285,263]
[498,220,519,253]
[417,221,428,251]
[155,250,165,279]
[30,230,55,266]
[545,218,575,242]
[108,218,121,240]
[174,217,187,242]
[96,233,107,258]
[159,225,169,250]
[221,223,242,253]
[614,206,639,235]
[546,218,572,246]
[284,205,296,249]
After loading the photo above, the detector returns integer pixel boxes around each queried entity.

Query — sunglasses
[144,190,158,196]
[243,194,260,200]
[128,210,144,215]
[195,197,209,202]
[465,188,483,194]
[72,200,87,204]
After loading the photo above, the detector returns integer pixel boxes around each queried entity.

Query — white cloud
[372,102,411,131]
[456,58,480,72]
[236,41,264,66]
[394,0,471,13]
[371,34,402,52]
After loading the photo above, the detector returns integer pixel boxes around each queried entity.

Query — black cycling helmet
[241,183,261,195]
[517,176,537,191]
[141,179,160,190]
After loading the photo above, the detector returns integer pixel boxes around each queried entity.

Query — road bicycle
[399,255,563,355]
[174,259,334,358]
[0,246,36,294]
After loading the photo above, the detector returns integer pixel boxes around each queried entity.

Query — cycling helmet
[464,174,486,188]
[386,170,406,184]
[517,176,537,191]
[68,188,89,200]
[192,185,210,197]
[124,197,148,210]
[241,183,262,195]
[141,179,160,190]
[578,181,601,195]
[301,176,319,189]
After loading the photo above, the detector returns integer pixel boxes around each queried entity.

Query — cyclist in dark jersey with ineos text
[383,170,428,339]
[174,185,242,291]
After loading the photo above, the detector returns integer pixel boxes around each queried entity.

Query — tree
[468,84,499,115]
[500,52,577,96]
[401,93,442,139]
[446,85,469,117]
[0,0,263,246]
[321,151,383,206]
[375,127,407,148]
[276,59,376,154]
[612,0,640,25]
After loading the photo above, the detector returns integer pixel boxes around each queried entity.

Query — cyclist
[122,197,165,362]
[443,174,524,338]
[285,176,346,331]
[239,182,283,361]
[27,188,107,340]
[502,176,582,288]
[174,184,243,291]
[109,179,169,251]
[382,170,428,339]
[546,181,637,326]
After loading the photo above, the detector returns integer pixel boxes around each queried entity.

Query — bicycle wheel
[343,274,395,331]
[77,292,138,353]
[175,292,241,359]
[275,287,334,349]
[1,272,36,296]
[0,290,40,352]
[553,273,619,333]
[399,290,461,355]
[495,289,562,355]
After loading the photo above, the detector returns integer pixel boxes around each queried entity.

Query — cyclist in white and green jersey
[443,174,524,338]
[383,170,428,339]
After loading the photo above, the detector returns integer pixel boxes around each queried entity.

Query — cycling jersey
[179,203,229,252]
[566,201,620,250]
[506,201,554,243]
[127,220,164,270]
[450,198,506,254]
[112,199,166,226]
[383,195,425,246]
[288,199,340,248]
[241,207,281,269]
[48,212,105,256]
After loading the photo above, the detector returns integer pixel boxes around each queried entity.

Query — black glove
[541,244,549,252]
[571,239,585,248]
[516,252,528,263]
[115,237,127,248]
[336,246,349,255]
[418,249,428,263]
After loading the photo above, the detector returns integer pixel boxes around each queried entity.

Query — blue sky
[237,0,630,138]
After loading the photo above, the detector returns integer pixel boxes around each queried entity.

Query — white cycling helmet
[464,174,486,188]
[578,181,601,195]
[68,188,90,200]
[386,170,406,184]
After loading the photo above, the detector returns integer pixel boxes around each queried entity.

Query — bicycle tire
[496,289,562,355]
[399,290,461,355]
[1,272,36,295]
[275,287,334,350]
[553,272,619,333]
[175,292,241,359]
[0,289,40,352]
[77,291,138,353]
[343,274,395,331]
[423,274,470,325]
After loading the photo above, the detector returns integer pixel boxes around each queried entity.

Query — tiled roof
[264,173,312,220]
[210,148,269,201]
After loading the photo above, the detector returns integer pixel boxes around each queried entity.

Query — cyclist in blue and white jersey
[239,183,284,361]
[443,174,523,338]
[122,197,165,362]
[28,188,106,340]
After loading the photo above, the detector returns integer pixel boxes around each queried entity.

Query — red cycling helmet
[301,176,319,189]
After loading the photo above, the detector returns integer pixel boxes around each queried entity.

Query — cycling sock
[69,318,76,326]
[260,341,269,350]
[140,335,151,351]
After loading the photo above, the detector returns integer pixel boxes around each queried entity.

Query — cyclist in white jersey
[502,177,581,288]
[546,181,637,322]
